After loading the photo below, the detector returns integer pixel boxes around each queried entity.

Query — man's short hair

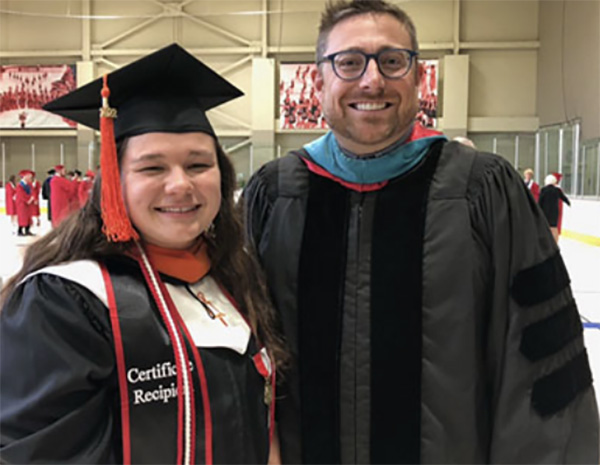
[524,168,534,176]
[316,0,419,63]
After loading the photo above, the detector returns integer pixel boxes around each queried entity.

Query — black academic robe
[243,140,598,464]
[0,256,271,464]
[41,175,53,221]
[538,184,571,227]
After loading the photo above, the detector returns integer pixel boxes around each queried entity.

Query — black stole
[103,258,206,464]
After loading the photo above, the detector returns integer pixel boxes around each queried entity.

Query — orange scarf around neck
[143,240,211,283]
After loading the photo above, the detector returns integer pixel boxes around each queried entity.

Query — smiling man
[316,11,419,154]
[243,0,599,463]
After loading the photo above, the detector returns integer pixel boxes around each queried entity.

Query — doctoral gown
[243,139,599,464]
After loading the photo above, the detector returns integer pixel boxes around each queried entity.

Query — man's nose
[359,57,385,90]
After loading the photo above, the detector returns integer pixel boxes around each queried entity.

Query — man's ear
[314,68,324,94]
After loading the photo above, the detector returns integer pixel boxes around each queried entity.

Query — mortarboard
[43,43,243,243]
[43,43,243,141]
[19,169,33,177]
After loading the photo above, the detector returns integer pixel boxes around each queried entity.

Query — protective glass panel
[517,133,536,175]
[562,126,574,193]
[546,128,560,176]
[581,141,599,197]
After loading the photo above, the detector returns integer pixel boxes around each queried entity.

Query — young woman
[0,44,286,464]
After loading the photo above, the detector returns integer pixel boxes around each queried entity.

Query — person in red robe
[15,170,34,236]
[29,172,41,227]
[523,168,539,201]
[4,174,17,234]
[77,170,95,208]
[50,165,78,228]
[70,170,83,212]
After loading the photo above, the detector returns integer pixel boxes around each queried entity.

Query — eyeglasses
[318,48,418,81]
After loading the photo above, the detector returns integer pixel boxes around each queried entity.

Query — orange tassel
[100,74,139,242]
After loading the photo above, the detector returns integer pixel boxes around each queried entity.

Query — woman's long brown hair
[1,139,288,370]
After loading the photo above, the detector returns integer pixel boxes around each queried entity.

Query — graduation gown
[0,256,271,464]
[525,179,540,201]
[15,181,32,227]
[50,175,77,227]
[78,179,93,208]
[29,180,41,217]
[41,175,53,221]
[4,181,16,216]
[243,140,599,464]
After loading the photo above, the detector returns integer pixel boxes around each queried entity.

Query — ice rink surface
[561,236,600,391]
[0,215,598,401]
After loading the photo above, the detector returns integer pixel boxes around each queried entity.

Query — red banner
[279,63,326,130]
[417,60,438,129]
[0,64,77,129]
[280,60,439,130]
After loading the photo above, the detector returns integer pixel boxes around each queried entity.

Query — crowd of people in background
[3,165,95,235]
[4,170,39,236]
[280,65,327,130]
[0,66,76,113]
[416,61,438,128]
[1,163,575,243]
[0,65,77,129]
[280,61,439,130]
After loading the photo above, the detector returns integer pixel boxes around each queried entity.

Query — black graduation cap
[43,43,243,140]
